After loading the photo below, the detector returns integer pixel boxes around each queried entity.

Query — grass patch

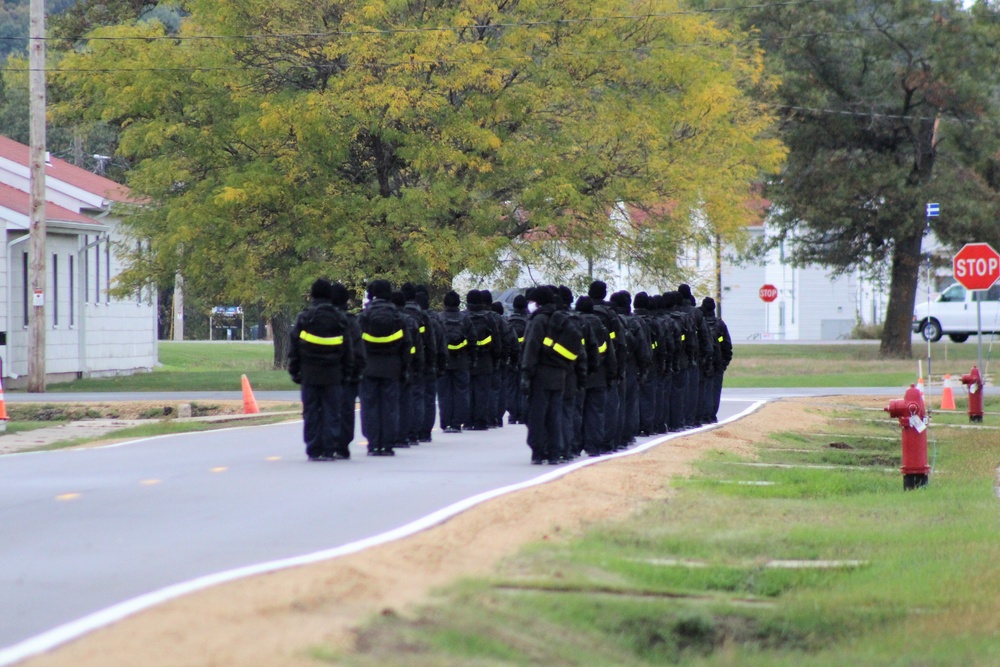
[325,402,1000,666]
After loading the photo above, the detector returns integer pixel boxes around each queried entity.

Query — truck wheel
[921,319,943,342]
[948,334,969,343]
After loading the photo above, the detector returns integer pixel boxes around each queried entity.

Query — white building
[0,135,157,387]
[463,203,891,341]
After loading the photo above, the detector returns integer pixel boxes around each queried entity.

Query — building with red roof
[0,135,156,386]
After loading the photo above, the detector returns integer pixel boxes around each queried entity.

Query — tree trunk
[270,311,292,370]
[879,231,924,359]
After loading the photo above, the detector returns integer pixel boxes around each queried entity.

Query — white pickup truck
[912,283,1000,342]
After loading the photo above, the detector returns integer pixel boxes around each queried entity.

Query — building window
[52,253,58,326]
[22,251,28,327]
[105,241,111,303]
[69,255,75,327]
[94,241,100,303]
[83,236,89,303]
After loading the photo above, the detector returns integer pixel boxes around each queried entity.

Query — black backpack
[467,310,494,347]
[360,302,406,355]
[441,314,469,356]
[542,309,584,364]
[506,312,528,345]
[298,303,349,362]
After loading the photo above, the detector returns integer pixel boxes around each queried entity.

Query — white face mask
[527,301,539,314]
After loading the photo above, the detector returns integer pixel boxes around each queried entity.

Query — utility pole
[27,0,46,393]
[715,233,723,320]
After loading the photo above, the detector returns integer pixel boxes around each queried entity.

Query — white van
[912,283,1000,342]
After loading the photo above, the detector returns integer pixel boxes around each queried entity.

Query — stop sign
[759,284,778,302]
[953,243,1000,291]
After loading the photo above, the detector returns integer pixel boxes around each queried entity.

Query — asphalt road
[0,397,762,664]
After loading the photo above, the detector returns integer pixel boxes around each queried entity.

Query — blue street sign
[926,203,940,217]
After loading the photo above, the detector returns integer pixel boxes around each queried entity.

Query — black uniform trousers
[684,365,700,427]
[583,386,607,455]
[526,385,564,461]
[504,367,523,423]
[490,369,504,426]
[710,371,725,422]
[638,372,658,435]
[438,369,470,431]
[421,374,437,439]
[624,368,639,443]
[469,371,492,429]
[360,376,400,453]
[398,379,423,445]
[658,374,671,433]
[669,371,687,431]
[338,381,358,456]
[302,383,343,459]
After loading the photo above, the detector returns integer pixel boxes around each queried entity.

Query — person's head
[652,294,667,311]
[401,282,417,301]
[466,290,481,307]
[366,279,392,301]
[633,291,650,310]
[416,291,430,310]
[310,278,333,301]
[610,290,631,313]
[575,295,594,313]
[512,294,528,312]
[588,280,608,301]
[482,289,493,303]
[557,285,574,310]
[700,297,716,316]
[329,281,350,307]
[678,283,695,307]
[491,301,504,315]
[443,290,461,309]
[527,286,554,311]
[390,290,407,308]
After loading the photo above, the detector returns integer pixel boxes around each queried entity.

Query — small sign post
[953,242,1000,373]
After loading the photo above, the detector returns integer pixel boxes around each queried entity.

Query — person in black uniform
[392,289,424,448]
[358,280,412,456]
[465,290,500,430]
[700,297,733,423]
[437,290,475,432]
[575,295,616,456]
[678,284,713,427]
[504,294,530,424]
[417,287,444,441]
[612,290,649,446]
[520,286,568,464]
[331,282,365,459]
[488,295,515,427]
[288,278,356,461]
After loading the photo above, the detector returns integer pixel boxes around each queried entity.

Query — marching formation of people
[287,278,732,463]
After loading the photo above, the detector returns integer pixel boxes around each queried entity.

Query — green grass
[42,342,297,392]
[320,402,1000,666]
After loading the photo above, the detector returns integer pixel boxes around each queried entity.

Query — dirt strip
[21,398,848,667]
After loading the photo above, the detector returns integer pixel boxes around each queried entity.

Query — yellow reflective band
[518,337,524,343]
[543,337,579,361]
[582,339,586,346]
[362,329,404,344]
[477,335,493,346]
[448,340,468,351]
[652,342,658,349]
[718,336,724,342]
[598,342,608,354]
[610,331,616,340]
[681,334,686,341]
[410,347,417,354]
[419,326,426,333]
[299,331,344,346]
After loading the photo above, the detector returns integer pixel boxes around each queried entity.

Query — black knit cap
[491,301,504,315]
[678,283,695,306]
[389,290,407,307]
[466,289,481,306]
[443,290,461,308]
[512,294,528,310]
[310,278,334,300]
[575,295,594,313]
[367,279,392,300]
[557,285,574,309]
[633,292,650,309]
[528,286,554,306]
[329,281,349,306]
[401,282,417,300]
[588,280,608,300]
[701,297,716,314]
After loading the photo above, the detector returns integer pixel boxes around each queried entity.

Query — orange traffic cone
[941,374,956,410]
[0,375,8,432]
[917,377,925,395]
[241,374,260,414]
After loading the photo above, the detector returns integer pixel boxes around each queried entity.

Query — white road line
[0,400,766,667]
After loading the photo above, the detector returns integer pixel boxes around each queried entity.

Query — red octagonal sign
[953,243,1000,291]
[759,284,778,303]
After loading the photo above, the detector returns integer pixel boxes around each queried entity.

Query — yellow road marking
[56,493,80,501]
[211,467,228,473]
[140,479,161,486]
[265,456,282,461]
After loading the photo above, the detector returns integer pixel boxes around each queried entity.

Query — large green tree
[726,0,1000,357]
[53,0,784,365]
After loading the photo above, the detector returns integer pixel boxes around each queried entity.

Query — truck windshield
[939,285,966,302]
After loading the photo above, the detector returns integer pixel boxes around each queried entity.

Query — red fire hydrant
[961,366,984,423]
[884,384,930,490]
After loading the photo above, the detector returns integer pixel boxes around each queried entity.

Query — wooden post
[27,0,46,393]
